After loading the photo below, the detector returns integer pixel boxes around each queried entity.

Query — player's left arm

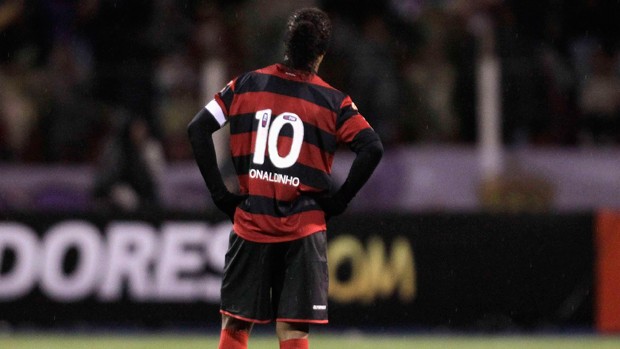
[318,100,383,217]
[336,127,383,204]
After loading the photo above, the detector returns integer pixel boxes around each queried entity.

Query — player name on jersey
[248,169,300,187]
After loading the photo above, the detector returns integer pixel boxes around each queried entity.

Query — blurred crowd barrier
[1,146,619,213]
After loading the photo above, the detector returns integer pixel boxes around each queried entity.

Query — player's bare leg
[221,314,253,331]
[218,314,253,349]
[277,322,309,348]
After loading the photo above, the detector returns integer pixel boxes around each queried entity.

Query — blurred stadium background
[1,0,620,347]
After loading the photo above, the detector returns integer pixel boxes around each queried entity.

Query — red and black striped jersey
[204,63,372,243]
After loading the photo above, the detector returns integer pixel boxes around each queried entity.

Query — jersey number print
[253,109,304,168]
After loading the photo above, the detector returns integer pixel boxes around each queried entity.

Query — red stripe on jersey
[214,93,230,116]
[230,131,256,157]
[298,142,334,173]
[259,64,335,90]
[274,136,334,173]
[236,174,250,193]
[230,92,337,135]
[338,115,372,143]
[233,209,326,243]
[275,134,293,156]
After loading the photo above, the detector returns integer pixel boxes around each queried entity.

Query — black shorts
[220,231,328,324]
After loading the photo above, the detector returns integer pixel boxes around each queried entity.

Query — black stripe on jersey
[337,104,359,130]
[232,155,332,190]
[220,71,258,109]
[229,113,338,153]
[234,72,346,112]
[239,195,322,217]
[228,112,256,134]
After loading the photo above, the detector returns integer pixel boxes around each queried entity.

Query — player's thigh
[220,231,275,322]
[277,231,328,322]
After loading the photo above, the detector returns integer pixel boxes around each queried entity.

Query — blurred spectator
[578,47,620,144]
[92,115,165,212]
[237,0,316,69]
[152,0,199,161]
[34,40,103,162]
[402,8,459,142]
[495,2,549,146]
[348,14,403,144]
[0,70,37,160]
[0,0,619,166]
[321,1,403,145]
[156,52,198,160]
[88,0,161,139]
[447,6,479,143]
[0,0,25,64]
[154,2,237,161]
[0,116,7,159]
[538,43,580,145]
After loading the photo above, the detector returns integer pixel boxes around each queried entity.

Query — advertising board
[0,212,594,330]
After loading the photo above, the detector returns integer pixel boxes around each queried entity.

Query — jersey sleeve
[205,78,238,128]
[335,96,373,144]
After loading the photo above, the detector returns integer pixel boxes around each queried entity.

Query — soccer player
[187,7,383,349]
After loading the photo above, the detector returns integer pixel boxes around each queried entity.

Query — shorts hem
[276,318,329,324]
[220,310,272,324]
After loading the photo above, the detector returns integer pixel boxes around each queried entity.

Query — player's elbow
[187,108,217,140]
[187,117,200,139]
[367,139,384,163]
[361,130,384,162]
[187,108,220,139]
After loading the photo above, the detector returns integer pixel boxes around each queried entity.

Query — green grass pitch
[2,333,620,349]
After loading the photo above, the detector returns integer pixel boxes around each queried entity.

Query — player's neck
[313,55,324,73]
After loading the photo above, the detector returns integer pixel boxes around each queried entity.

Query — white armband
[206,99,227,127]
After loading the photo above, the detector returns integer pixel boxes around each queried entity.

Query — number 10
[253,109,304,169]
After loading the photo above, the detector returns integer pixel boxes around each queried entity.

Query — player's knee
[276,321,309,341]
[221,314,253,332]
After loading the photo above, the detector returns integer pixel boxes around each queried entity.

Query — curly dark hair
[284,8,332,72]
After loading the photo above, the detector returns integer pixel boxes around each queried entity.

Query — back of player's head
[284,7,331,72]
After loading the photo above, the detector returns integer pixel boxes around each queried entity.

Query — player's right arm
[187,87,245,221]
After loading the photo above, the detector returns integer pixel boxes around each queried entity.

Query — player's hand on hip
[213,191,248,222]
[315,193,348,220]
